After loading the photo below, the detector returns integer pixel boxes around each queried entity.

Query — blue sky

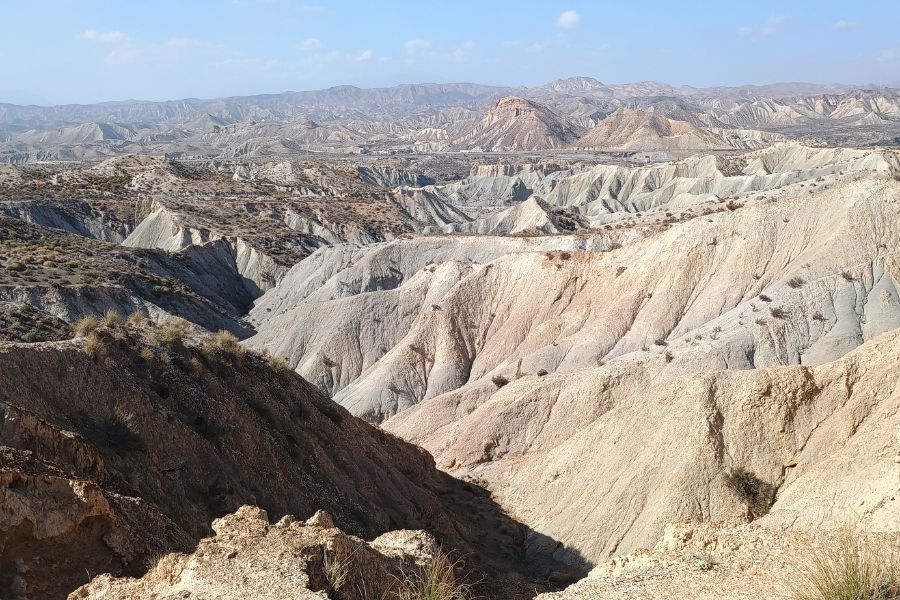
[2,0,899,105]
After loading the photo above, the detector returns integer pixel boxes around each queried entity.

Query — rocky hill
[0,322,575,599]
[575,107,782,151]
[453,96,584,151]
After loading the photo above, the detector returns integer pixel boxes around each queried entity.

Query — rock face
[537,523,900,600]
[453,97,584,151]
[387,327,900,567]
[69,505,440,600]
[0,329,572,599]
[251,169,900,422]
[575,108,782,151]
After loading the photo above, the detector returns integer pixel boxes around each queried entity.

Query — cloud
[297,37,323,50]
[355,49,372,61]
[832,19,856,31]
[77,29,127,43]
[878,48,900,63]
[528,40,552,53]
[452,40,475,59]
[557,9,581,29]
[405,39,431,56]
[738,16,785,38]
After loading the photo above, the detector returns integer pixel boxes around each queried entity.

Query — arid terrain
[2,77,900,600]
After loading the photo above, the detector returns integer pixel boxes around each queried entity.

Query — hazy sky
[2,0,899,105]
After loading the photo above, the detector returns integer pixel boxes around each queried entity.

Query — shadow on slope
[0,324,586,599]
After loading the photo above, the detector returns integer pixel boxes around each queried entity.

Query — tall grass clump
[790,527,900,600]
[400,549,470,600]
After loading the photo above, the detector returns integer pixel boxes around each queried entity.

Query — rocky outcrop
[69,505,440,600]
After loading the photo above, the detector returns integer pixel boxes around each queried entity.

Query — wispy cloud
[528,39,553,53]
[877,47,900,63]
[738,16,785,38]
[405,39,430,56]
[452,40,475,59]
[832,19,856,31]
[557,10,581,29]
[355,49,372,61]
[77,29,127,43]
[297,37,323,50]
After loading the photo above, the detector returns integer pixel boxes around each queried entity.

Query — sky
[1,0,899,105]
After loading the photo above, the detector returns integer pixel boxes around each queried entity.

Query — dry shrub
[790,527,900,600]
[266,353,290,372]
[127,311,144,326]
[213,329,243,357]
[491,374,509,389]
[399,549,470,600]
[151,318,190,349]
[724,467,774,519]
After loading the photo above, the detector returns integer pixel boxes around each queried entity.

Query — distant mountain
[0,79,898,161]
[453,96,584,151]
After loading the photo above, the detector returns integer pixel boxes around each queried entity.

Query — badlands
[1,78,900,600]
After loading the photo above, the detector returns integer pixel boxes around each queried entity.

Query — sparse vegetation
[102,309,126,329]
[790,527,900,600]
[266,353,290,372]
[399,548,470,600]
[323,549,352,594]
[212,329,243,357]
[770,306,788,319]
[150,318,190,349]
[787,276,805,289]
[84,331,107,360]
[841,270,855,282]
[74,314,99,337]
[491,374,509,388]
[724,467,774,520]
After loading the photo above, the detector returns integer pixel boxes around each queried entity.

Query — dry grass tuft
[84,331,107,360]
[73,314,99,337]
[212,329,243,357]
[102,309,125,329]
[150,318,190,349]
[266,353,290,372]
[790,527,900,600]
[399,549,470,600]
